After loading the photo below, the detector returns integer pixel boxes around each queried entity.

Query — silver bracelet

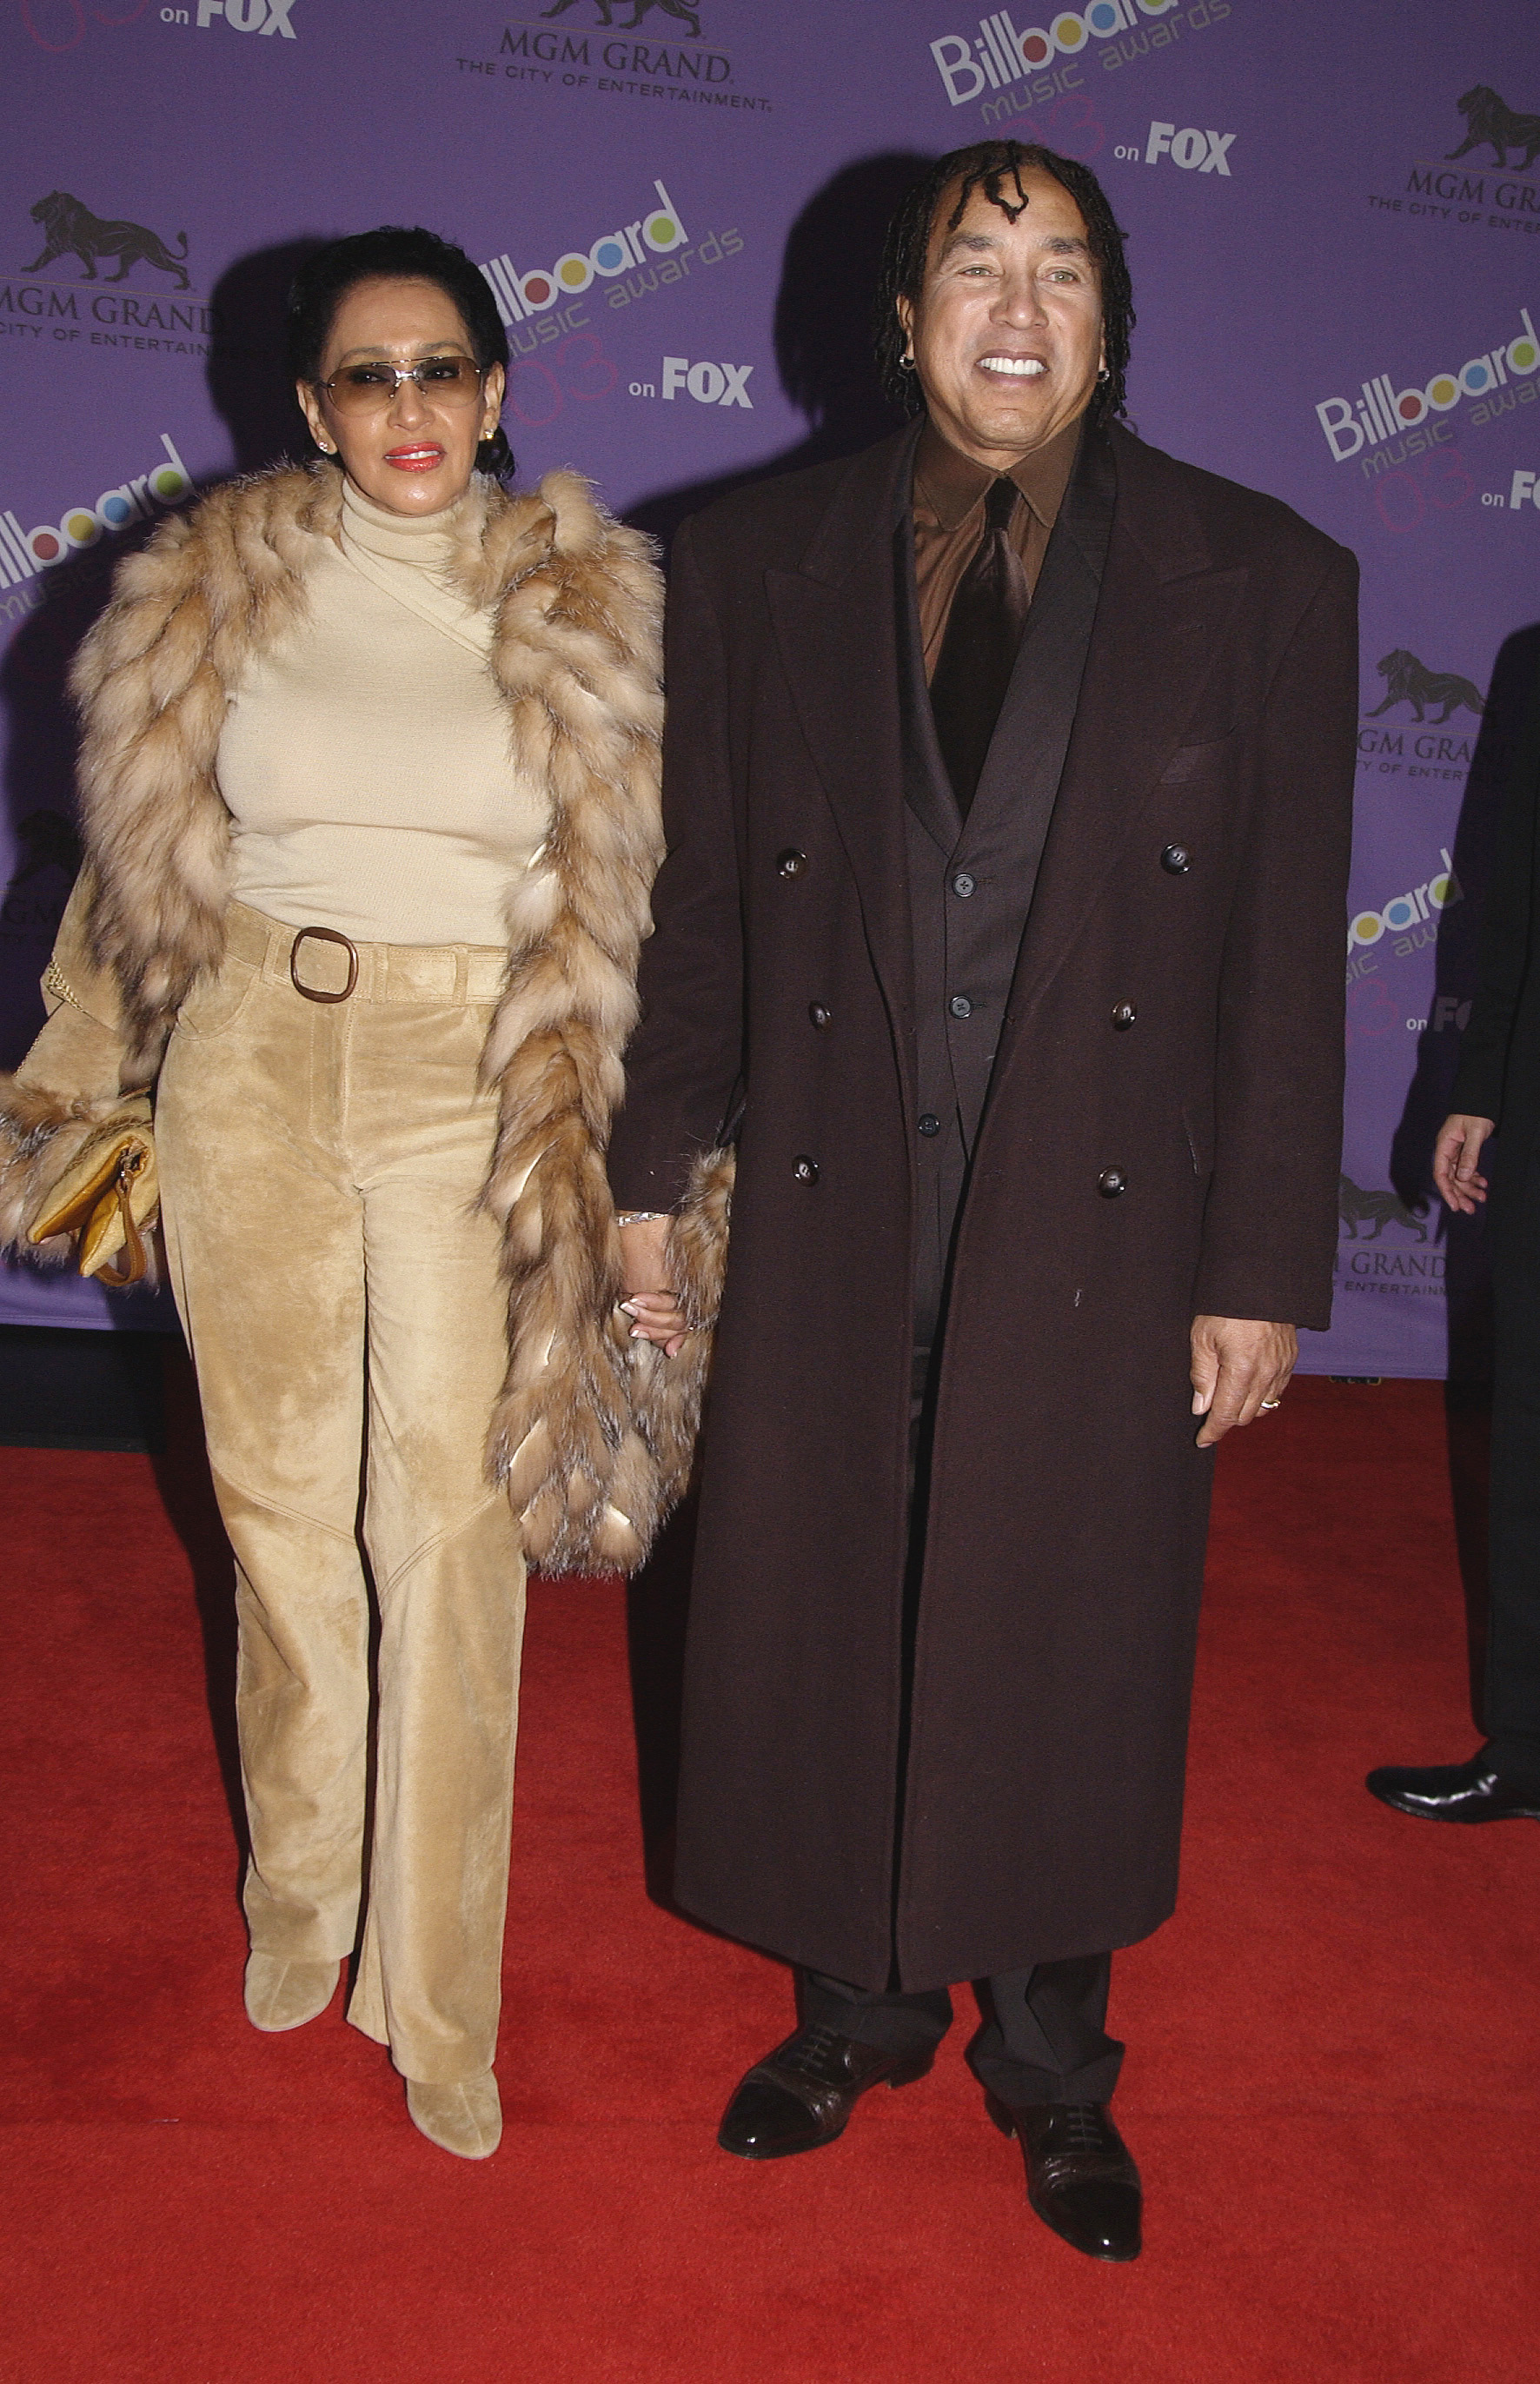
[615,1209,669,1227]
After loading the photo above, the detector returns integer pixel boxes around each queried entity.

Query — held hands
[618,1214,690,1358]
[1431,1112,1495,1214]
[1190,1316,1297,1448]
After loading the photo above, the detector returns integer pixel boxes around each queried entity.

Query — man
[1368,650,1540,1830]
[611,142,1356,2261]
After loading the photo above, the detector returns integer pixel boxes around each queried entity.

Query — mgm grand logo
[23,192,189,289]
[1364,651,1484,727]
[497,0,746,90]
[1402,84,1540,220]
[539,0,701,27]
[1448,84,1540,174]
[1338,1175,1430,1245]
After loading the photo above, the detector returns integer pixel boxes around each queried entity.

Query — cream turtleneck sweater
[218,479,548,947]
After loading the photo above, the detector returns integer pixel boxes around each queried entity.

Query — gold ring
[1260,1398,1281,1410]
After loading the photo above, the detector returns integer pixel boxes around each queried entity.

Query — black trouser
[796,1298,1123,2108]
[1485,1167,1540,1793]
[802,1955,1123,2106]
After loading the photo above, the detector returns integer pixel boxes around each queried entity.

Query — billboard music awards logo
[480,179,742,341]
[1348,848,1463,958]
[1314,308,1539,468]
[927,0,1231,121]
[1370,82,1540,238]
[0,435,194,593]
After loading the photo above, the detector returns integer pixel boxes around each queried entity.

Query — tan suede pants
[156,902,525,2084]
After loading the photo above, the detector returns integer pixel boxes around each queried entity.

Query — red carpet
[1,1368,1535,2381]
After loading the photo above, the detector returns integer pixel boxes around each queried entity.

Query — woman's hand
[618,1215,690,1358]
[1431,1113,1495,1214]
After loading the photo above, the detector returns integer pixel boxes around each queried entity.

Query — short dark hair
[873,142,1133,426]
[285,225,514,478]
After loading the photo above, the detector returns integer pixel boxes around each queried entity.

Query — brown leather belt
[289,924,359,1004]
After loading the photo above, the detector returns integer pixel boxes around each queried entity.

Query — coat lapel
[764,422,922,1043]
[991,428,1248,1071]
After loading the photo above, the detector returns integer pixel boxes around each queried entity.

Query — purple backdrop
[2,0,1536,1370]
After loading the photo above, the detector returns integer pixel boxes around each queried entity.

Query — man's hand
[1190,1316,1297,1448]
[1431,1112,1495,1214]
[618,1215,690,1358]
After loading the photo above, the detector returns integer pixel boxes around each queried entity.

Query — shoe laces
[781,2022,854,2082]
[1051,2104,1108,2155]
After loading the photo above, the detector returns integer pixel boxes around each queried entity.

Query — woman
[0,227,664,2158]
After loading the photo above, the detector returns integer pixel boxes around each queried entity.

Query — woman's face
[297,275,506,517]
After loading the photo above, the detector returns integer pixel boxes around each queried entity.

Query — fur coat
[0,461,691,1575]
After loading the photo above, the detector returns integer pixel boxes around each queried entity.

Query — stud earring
[1097,366,1110,383]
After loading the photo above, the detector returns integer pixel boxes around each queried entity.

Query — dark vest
[898,428,1116,1345]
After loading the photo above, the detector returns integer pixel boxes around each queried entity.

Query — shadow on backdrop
[625,150,925,554]
[0,240,322,1079]
[0,541,114,1071]
[1391,621,1540,1721]
[207,238,324,477]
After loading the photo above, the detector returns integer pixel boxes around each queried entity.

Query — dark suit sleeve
[1190,544,1357,1330]
[1448,664,1540,1126]
[607,516,747,1211]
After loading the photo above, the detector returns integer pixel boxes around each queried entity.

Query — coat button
[949,994,972,1019]
[793,1154,819,1184]
[808,1002,832,1029]
[1160,843,1191,874]
[952,872,976,898]
[1111,1001,1138,1030]
[777,847,807,878]
[918,1112,940,1138]
[1097,1168,1127,1198]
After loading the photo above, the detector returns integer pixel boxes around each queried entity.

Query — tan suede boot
[406,2072,503,2159]
[243,1952,342,2032]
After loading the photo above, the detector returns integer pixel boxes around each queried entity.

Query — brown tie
[928,476,1032,820]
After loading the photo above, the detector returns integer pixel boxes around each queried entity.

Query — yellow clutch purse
[29,1101,159,1287]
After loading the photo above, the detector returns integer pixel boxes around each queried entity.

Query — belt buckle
[289,924,359,1004]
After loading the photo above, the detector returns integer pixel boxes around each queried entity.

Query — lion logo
[1447,84,1540,173]
[23,191,189,289]
[1365,651,1485,726]
[539,0,701,31]
[1338,1175,1429,1243]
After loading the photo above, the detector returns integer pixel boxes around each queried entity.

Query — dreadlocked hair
[873,141,1133,425]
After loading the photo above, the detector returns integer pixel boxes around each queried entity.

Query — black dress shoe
[987,2094,1142,2262]
[1365,1752,1540,1823]
[718,2022,934,2161]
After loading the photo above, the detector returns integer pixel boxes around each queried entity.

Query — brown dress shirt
[912,413,1083,682]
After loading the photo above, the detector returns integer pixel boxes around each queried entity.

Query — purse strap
[93,1150,149,1289]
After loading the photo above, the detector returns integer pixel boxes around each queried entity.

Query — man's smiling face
[897,166,1105,469]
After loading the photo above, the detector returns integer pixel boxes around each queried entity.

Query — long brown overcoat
[608,420,1357,1993]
